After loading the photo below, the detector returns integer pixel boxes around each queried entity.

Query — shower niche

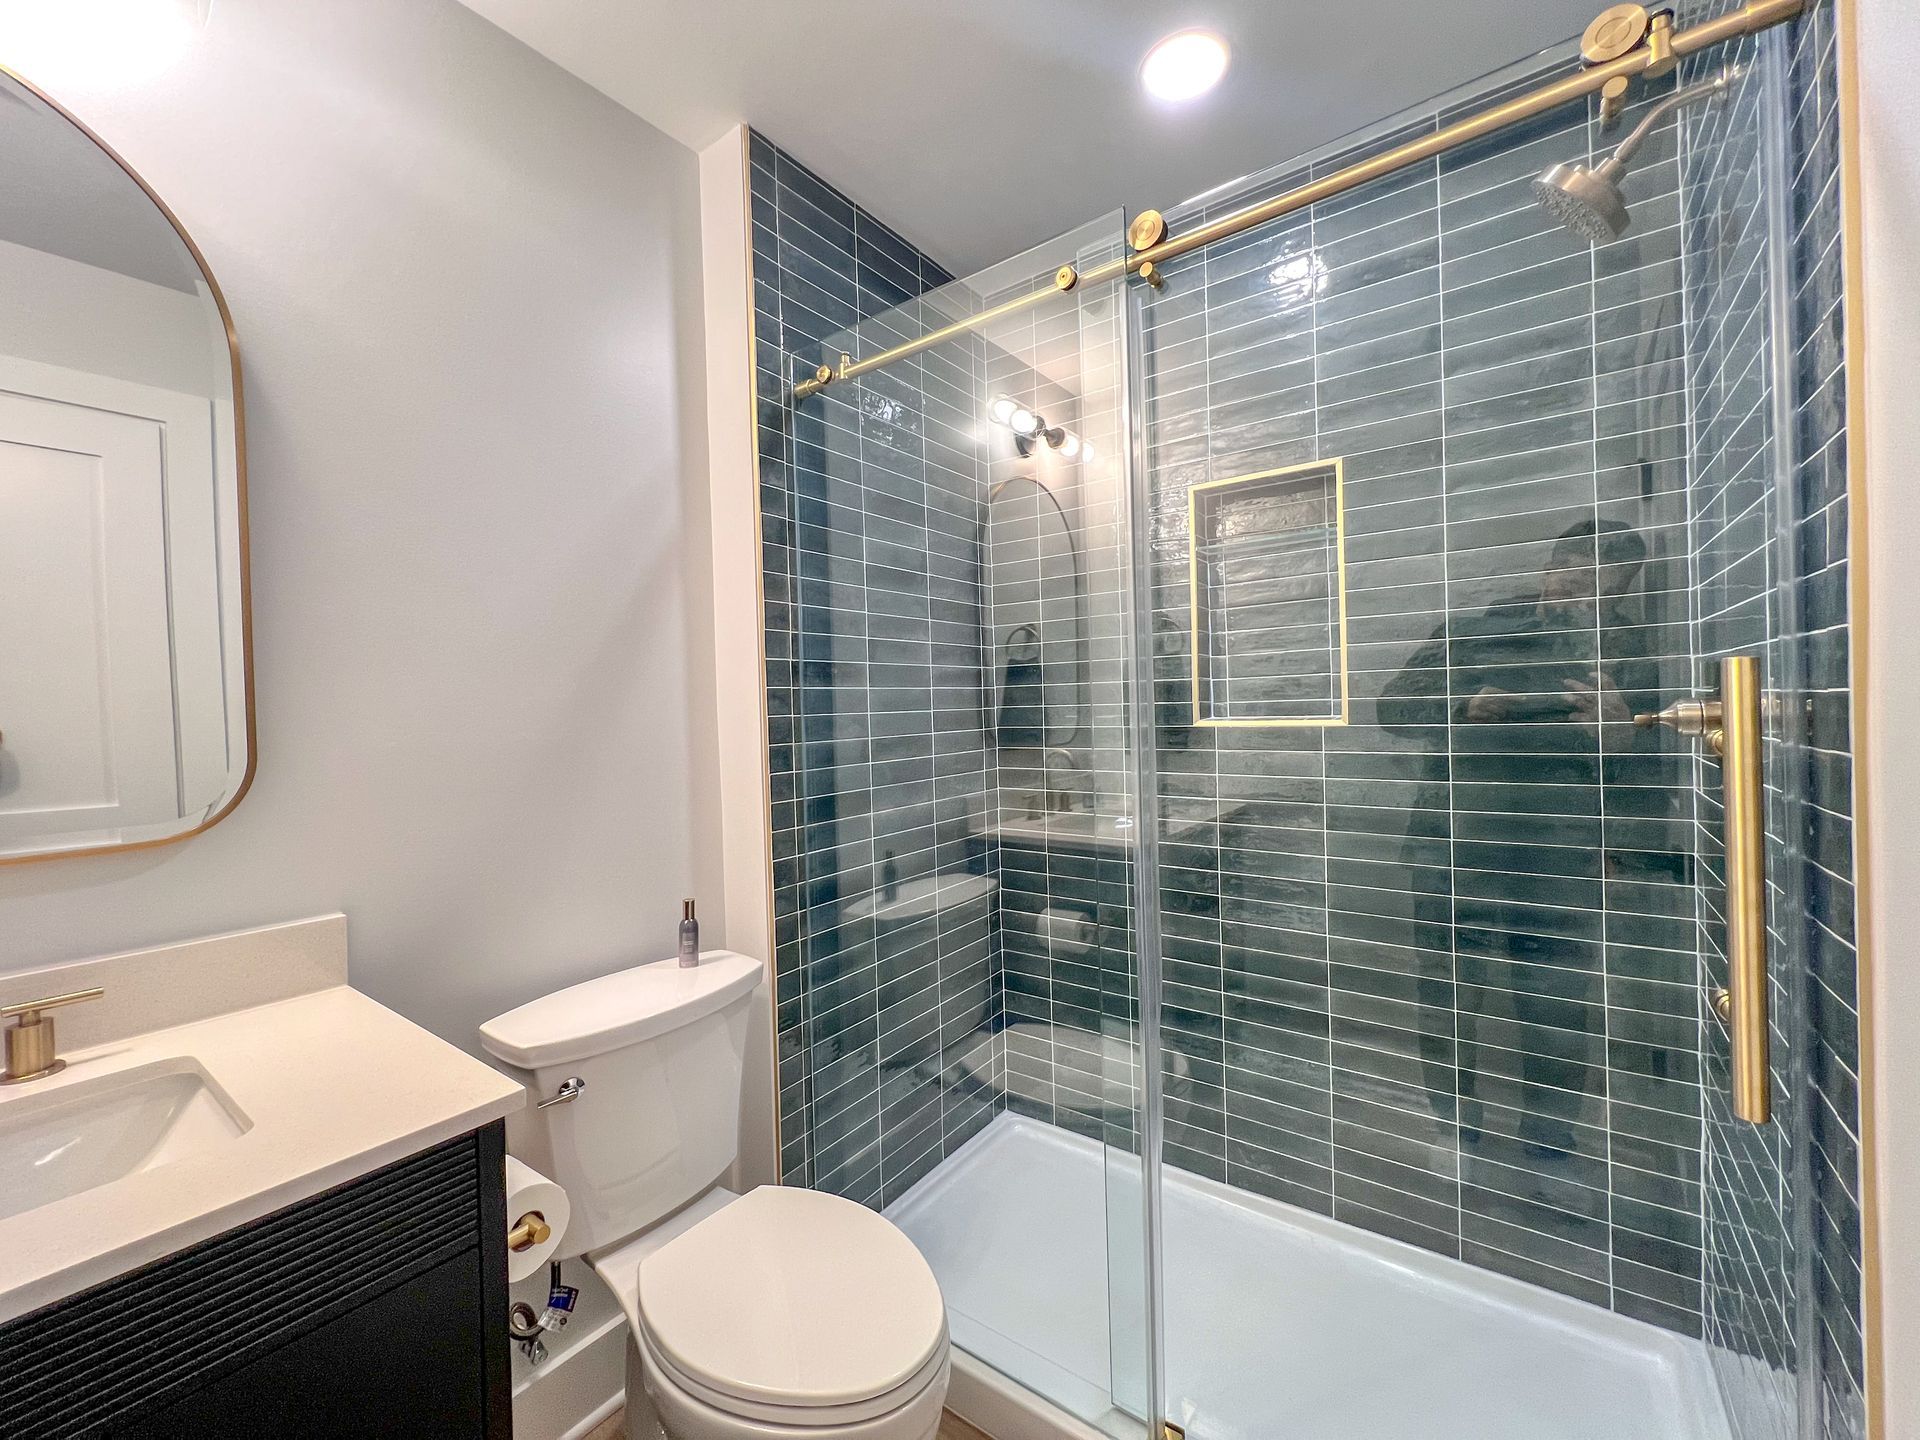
[1187,459,1349,727]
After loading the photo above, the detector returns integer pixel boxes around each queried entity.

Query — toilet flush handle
[537,1076,586,1109]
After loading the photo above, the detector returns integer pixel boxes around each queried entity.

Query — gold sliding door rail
[790,0,1805,401]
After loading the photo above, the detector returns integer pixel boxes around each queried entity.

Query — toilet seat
[635,1323,949,1430]
[635,1185,948,1423]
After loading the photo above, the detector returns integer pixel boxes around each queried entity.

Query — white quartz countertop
[0,984,523,1325]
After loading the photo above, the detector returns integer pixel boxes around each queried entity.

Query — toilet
[479,951,950,1440]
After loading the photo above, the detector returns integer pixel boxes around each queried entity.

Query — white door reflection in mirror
[0,70,250,861]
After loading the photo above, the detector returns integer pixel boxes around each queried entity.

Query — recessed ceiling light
[1141,29,1229,104]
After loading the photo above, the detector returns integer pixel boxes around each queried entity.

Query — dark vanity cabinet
[0,1123,511,1439]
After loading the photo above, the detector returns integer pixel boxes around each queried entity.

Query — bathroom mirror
[0,70,252,861]
[984,475,1083,747]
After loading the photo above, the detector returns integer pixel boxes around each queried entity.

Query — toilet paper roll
[1039,905,1096,957]
[505,1155,571,1283]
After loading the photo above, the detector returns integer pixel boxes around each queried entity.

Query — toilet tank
[479,951,762,1258]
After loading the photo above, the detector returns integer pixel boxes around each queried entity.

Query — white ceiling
[456,0,1601,275]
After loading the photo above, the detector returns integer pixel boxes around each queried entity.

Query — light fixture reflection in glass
[0,0,206,88]
[985,396,1092,463]
[1266,250,1331,308]
[1141,30,1230,103]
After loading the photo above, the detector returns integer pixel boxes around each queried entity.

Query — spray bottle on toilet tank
[678,899,700,967]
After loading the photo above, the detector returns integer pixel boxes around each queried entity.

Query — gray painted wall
[0,0,723,1056]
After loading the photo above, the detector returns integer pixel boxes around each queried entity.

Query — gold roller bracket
[1583,4,1652,62]
[1635,656,1770,1125]
[1131,211,1170,290]
[1128,209,1168,251]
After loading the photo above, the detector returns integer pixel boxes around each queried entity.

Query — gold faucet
[1043,746,1085,814]
[1,987,104,1084]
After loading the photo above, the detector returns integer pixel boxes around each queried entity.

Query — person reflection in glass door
[1382,516,1677,1170]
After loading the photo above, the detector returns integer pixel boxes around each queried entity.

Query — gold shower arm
[791,0,1806,400]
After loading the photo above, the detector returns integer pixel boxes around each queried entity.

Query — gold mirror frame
[0,65,254,865]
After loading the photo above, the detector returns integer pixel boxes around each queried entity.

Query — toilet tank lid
[478,951,761,1069]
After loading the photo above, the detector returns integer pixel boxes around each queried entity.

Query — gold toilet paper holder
[507,1210,552,1253]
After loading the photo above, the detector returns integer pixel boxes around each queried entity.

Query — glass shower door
[782,212,1154,1438]
[1121,21,1851,1440]
[756,2,1858,1432]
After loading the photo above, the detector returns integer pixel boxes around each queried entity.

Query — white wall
[1854,0,1919,1433]
[0,0,724,1058]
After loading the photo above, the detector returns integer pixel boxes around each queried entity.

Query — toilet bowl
[480,952,951,1440]
[608,1187,949,1440]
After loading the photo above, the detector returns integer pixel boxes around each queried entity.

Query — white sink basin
[0,1060,251,1222]
[979,807,1140,853]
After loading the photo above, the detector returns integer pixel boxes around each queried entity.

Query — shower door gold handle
[1634,657,1769,1124]
[1718,656,1769,1125]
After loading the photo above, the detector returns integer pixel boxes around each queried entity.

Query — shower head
[1532,68,1734,244]
[1532,159,1630,243]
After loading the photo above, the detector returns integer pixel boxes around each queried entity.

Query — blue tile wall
[1678,2,1862,1437]
[748,132,1007,1207]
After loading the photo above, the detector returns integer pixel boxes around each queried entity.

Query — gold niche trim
[1186,458,1350,729]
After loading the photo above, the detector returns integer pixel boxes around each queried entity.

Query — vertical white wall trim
[1854,0,1920,1431]
[700,125,778,1188]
